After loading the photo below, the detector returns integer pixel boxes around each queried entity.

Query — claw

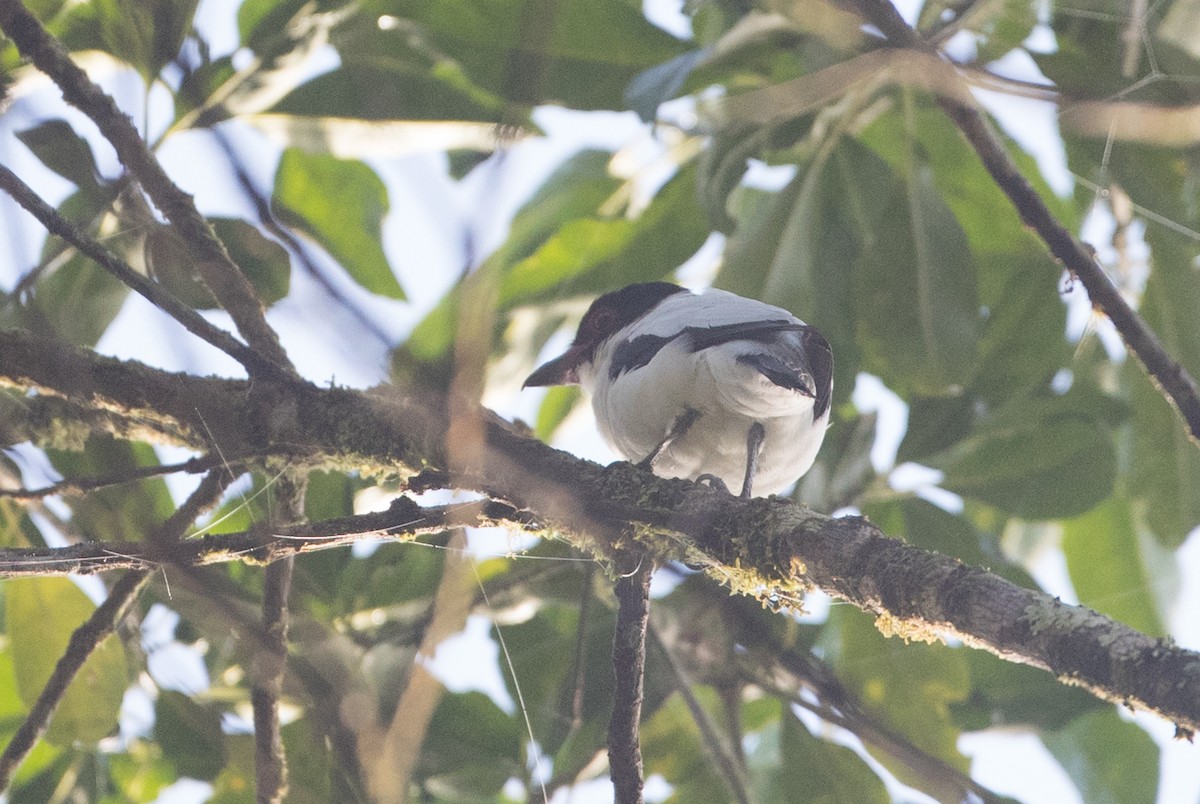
[696,473,732,495]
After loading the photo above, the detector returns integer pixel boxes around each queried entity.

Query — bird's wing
[608,315,833,419]
[688,321,833,419]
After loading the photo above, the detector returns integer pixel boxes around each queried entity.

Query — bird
[523,282,832,498]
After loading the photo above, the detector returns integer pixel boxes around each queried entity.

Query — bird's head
[523,282,685,388]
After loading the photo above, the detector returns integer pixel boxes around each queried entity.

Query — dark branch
[0,497,530,577]
[0,454,222,500]
[252,473,304,804]
[4,331,1199,735]
[608,554,651,804]
[853,0,1200,445]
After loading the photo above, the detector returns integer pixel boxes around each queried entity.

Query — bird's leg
[637,407,701,469]
[738,422,766,498]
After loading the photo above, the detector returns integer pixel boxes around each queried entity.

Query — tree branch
[3,331,1199,735]
[0,497,529,577]
[251,473,304,804]
[0,454,222,500]
[608,553,651,804]
[853,0,1200,445]
[0,0,293,375]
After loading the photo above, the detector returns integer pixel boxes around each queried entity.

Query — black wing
[609,320,833,421]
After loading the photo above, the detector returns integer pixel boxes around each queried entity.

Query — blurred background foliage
[1,0,1199,800]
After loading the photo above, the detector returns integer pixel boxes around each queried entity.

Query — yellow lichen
[874,610,949,645]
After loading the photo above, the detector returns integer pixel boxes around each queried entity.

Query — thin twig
[0,0,293,375]
[853,0,1200,444]
[608,554,652,804]
[252,561,294,804]
[0,454,223,500]
[0,164,284,379]
[0,497,532,577]
[569,564,596,731]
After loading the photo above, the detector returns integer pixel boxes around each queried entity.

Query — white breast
[580,289,829,496]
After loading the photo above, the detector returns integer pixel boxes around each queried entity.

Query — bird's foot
[696,473,733,495]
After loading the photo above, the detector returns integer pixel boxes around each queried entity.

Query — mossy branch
[2,329,1198,735]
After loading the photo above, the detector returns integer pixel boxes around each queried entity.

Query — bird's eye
[586,307,617,336]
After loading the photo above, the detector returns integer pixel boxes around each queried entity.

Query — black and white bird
[524,282,832,498]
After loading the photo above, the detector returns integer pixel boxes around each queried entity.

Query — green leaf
[155,691,227,781]
[280,719,333,803]
[897,394,975,464]
[272,149,404,299]
[267,61,505,124]
[417,691,522,797]
[754,712,889,804]
[498,161,707,305]
[854,135,980,393]
[817,606,970,783]
[210,733,255,804]
[25,256,129,347]
[6,577,129,746]
[17,193,132,347]
[495,603,605,758]
[109,747,176,803]
[625,49,709,122]
[212,218,291,306]
[1062,498,1166,637]
[16,120,102,193]
[144,223,218,308]
[147,0,201,79]
[951,650,1105,732]
[969,254,1070,403]
[363,0,688,112]
[1128,231,1200,548]
[1035,15,1145,102]
[927,395,1117,519]
[1044,708,1159,804]
[53,0,198,82]
[641,687,729,804]
[45,438,175,543]
[303,470,361,522]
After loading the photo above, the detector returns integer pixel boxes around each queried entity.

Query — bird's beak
[524,348,584,388]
